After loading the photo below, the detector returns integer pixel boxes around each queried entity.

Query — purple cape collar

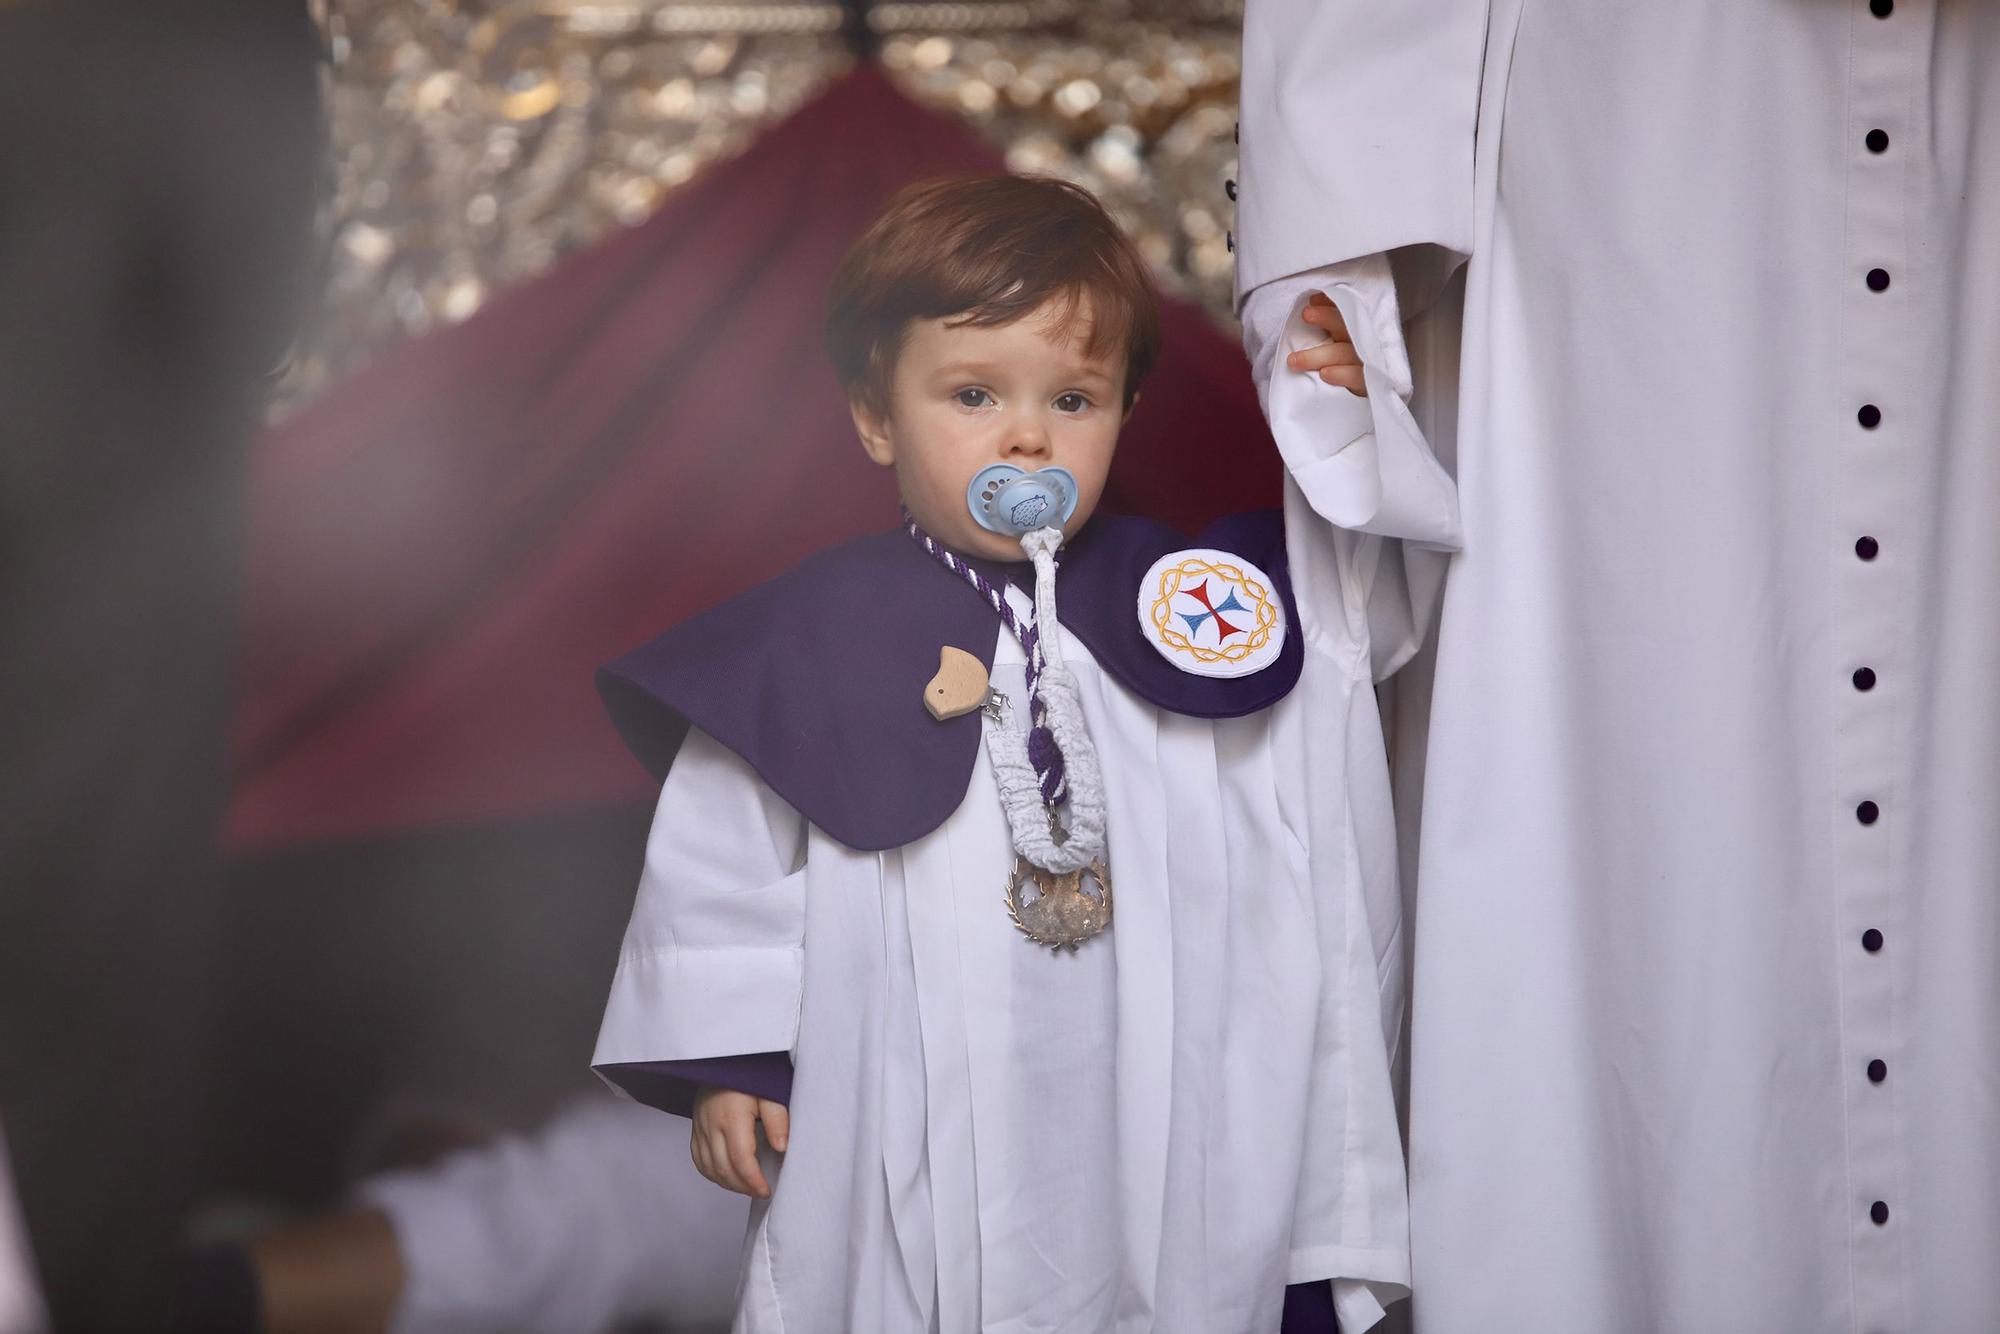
[596,510,1299,851]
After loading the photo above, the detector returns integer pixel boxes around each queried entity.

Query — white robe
[1237,3,2000,1332]
[594,489,1410,1333]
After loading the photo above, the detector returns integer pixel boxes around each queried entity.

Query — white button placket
[1834,2,1926,1331]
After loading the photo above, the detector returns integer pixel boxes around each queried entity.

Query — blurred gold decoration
[279,0,1243,419]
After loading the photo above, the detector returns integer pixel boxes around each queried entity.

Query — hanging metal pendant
[1005,856,1112,951]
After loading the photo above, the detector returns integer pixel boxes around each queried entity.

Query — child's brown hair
[824,174,1162,416]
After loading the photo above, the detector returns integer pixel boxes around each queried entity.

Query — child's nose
[1002,413,1053,459]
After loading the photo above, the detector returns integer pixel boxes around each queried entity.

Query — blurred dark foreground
[0,0,319,1326]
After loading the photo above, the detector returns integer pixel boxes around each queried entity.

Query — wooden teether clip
[923,645,993,721]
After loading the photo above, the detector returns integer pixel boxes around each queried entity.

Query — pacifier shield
[966,465,1080,536]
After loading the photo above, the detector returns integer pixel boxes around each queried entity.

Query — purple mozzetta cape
[594,509,1301,850]
[594,511,1340,1331]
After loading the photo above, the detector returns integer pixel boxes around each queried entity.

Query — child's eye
[1054,392,1092,414]
[955,388,993,409]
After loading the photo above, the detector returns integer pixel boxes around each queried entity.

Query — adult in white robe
[594,497,1411,1332]
[1236,3,2000,1332]
[357,1097,744,1334]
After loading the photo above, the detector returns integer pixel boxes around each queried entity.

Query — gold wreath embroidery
[1148,558,1279,664]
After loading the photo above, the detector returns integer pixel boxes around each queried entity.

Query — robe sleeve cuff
[591,942,803,1071]
[593,1054,794,1119]
[1250,255,1463,552]
[1232,134,1471,306]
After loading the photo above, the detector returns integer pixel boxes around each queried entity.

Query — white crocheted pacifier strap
[988,527,1106,872]
[903,516,1106,872]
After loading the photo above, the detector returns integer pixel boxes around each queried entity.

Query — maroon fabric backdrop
[227,64,1280,849]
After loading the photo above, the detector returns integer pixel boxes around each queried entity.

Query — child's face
[850,294,1130,562]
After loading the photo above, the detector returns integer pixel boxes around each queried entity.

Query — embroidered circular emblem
[1137,547,1286,678]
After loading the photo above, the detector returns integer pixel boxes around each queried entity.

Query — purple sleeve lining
[1281,1279,1339,1333]
[595,1053,794,1118]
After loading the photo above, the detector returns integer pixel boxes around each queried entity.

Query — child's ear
[849,396,896,466]
[1120,391,1141,426]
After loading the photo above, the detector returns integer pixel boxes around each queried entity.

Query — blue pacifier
[965,464,1080,537]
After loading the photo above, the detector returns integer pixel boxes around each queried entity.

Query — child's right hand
[690,1085,790,1198]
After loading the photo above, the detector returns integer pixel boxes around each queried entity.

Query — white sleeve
[358,1096,747,1334]
[592,726,808,1070]
[1232,0,1488,305]
[1244,254,1460,552]
[1233,0,1484,676]
[1250,254,1463,679]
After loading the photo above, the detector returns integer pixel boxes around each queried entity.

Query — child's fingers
[690,1091,784,1198]
[758,1099,790,1153]
[1300,292,1350,337]
[709,1124,755,1195]
[1288,340,1360,373]
[1285,337,1367,395]
[696,1125,738,1193]
[1319,365,1367,394]
[725,1119,771,1198]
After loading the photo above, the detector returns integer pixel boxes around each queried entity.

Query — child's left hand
[1285,291,1367,397]
[691,1085,789,1199]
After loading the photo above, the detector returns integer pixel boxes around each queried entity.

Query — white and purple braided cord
[904,513,1069,809]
